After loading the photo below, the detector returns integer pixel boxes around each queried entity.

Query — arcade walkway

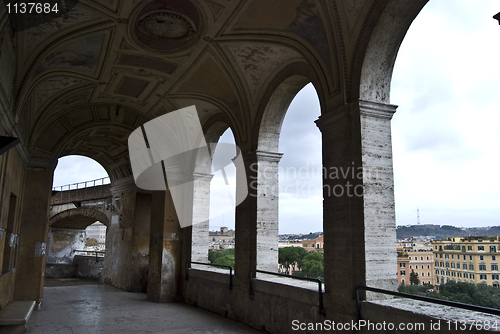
[27,280,261,334]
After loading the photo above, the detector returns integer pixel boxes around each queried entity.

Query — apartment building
[407,250,435,285]
[433,236,500,288]
[302,235,323,252]
[397,244,435,286]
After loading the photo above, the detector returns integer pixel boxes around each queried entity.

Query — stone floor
[27,280,262,334]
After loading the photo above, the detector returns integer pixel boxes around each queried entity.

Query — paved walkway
[28,280,262,334]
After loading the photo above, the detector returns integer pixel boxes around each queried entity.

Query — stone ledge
[363,298,500,333]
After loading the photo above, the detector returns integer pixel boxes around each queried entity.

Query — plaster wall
[46,228,85,264]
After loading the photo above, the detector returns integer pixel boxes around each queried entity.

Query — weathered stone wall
[75,255,105,280]
[46,228,85,264]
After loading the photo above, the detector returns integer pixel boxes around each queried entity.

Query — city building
[407,251,435,285]
[302,235,323,252]
[85,222,106,245]
[433,236,500,288]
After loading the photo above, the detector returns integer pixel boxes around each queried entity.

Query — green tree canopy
[208,248,235,264]
[300,251,324,279]
[410,270,420,285]
[278,247,308,273]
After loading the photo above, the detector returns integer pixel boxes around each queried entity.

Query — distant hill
[397,224,500,240]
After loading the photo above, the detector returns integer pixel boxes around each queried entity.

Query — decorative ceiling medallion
[138,11,195,41]
[130,0,202,53]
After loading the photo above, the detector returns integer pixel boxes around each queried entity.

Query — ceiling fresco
[0,0,386,180]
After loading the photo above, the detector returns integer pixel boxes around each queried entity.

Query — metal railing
[52,177,110,204]
[73,250,105,263]
[185,262,233,289]
[355,285,500,320]
[250,269,324,315]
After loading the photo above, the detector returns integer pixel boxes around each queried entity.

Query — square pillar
[255,151,283,272]
[315,99,397,315]
[191,173,212,262]
[148,189,183,302]
[14,163,55,305]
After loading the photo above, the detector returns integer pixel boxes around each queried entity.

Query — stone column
[191,173,212,263]
[104,177,150,292]
[147,188,183,302]
[14,161,56,306]
[234,151,257,286]
[255,151,282,272]
[315,99,397,315]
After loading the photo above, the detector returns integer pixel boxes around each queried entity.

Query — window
[493,274,499,280]
[435,246,437,250]
[457,263,460,269]
[435,261,439,266]
[428,272,430,276]
[400,270,406,276]
[409,256,412,260]
[421,256,423,260]
[446,271,450,276]
[440,262,444,267]
[491,246,497,253]
[463,255,466,260]
[478,246,485,251]
[441,278,444,284]
[427,265,430,269]
[440,254,443,258]
[399,263,405,268]
[480,274,487,280]
[409,265,412,269]
[451,263,455,268]
[462,246,466,252]
[441,270,444,275]
[464,273,468,278]
[480,255,484,261]
[421,265,424,269]
[452,272,456,277]
[471,273,475,279]
[445,254,449,259]
[470,255,473,260]
[468,246,473,251]
[493,255,496,261]
[469,264,474,270]
[451,254,454,259]
[479,264,486,271]
[463,263,466,269]
[445,262,449,268]
[492,264,498,271]
[458,272,462,277]
[427,256,429,260]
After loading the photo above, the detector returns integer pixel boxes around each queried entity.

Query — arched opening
[390,0,500,293]
[255,74,324,276]
[277,84,323,281]
[207,128,237,269]
[46,155,111,280]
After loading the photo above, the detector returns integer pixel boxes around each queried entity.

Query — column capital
[256,150,283,163]
[358,99,397,120]
[315,99,398,132]
[23,156,57,171]
[193,172,214,181]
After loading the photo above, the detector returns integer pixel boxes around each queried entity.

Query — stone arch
[358,0,428,103]
[49,207,109,230]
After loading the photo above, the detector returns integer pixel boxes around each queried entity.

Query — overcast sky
[54,0,500,233]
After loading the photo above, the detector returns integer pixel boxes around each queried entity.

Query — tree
[278,247,307,274]
[410,270,420,285]
[300,251,324,280]
[208,249,235,267]
[213,255,235,268]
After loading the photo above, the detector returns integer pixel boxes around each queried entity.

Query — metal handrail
[185,262,233,289]
[250,269,324,315]
[355,285,500,320]
[52,177,110,203]
[74,250,105,263]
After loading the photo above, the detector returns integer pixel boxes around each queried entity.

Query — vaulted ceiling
[0,0,397,181]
